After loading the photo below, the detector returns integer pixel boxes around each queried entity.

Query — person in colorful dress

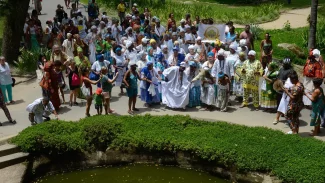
[123,61,141,114]
[282,71,304,134]
[261,62,279,112]
[154,52,168,100]
[233,52,246,102]
[304,78,325,136]
[240,50,263,110]
[217,72,230,112]
[186,61,200,108]
[302,49,323,108]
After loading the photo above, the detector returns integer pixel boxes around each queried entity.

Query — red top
[303,59,323,78]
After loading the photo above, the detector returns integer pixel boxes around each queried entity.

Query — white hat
[133,3,138,6]
[195,36,202,41]
[239,39,246,46]
[67,33,72,38]
[137,51,147,58]
[185,25,191,29]
[125,41,132,48]
[229,43,237,51]
[100,21,105,25]
[172,32,178,36]
[180,19,186,23]
[312,49,321,58]
[217,49,225,56]
[125,27,132,32]
[126,14,132,18]
[188,45,195,50]
[132,16,136,20]
[156,18,160,22]
[142,37,149,43]
[107,25,112,29]
[248,50,256,56]
[180,29,185,33]
[161,45,167,50]
[91,25,97,30]
[102,15,107,19]
[180,62,186,67]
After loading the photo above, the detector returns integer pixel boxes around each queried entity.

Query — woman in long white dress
[112,47,127,95]
[85,26,97,64]
[273,77,293,124]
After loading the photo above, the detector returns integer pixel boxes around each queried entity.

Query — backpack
[71,73,80,86]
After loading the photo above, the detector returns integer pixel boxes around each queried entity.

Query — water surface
[36,164,228,183]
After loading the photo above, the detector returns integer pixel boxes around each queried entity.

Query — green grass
[11,115,325,183]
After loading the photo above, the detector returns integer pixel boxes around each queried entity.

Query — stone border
[25,150,282,183]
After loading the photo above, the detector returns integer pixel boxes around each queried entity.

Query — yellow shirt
[117,3,126,13]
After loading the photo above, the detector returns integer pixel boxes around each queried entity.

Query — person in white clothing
[62,33,76,58]
[184,25,195,53]
[154,19,166,41]
[26,97,59,125]
[211,49,234,83]
[185,45,199,68]
[162,62,191,109]
[136,37,149,52]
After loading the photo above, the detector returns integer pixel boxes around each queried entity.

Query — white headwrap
[67,33,72,38]
[239,39,246,46]
[180,19,186,23]
[195,36,202,41]
[312,49,321,58]
[142,37,149,43]
[161,45,167,50]
[248,50,256,56]
[125,41,132,48]
[180,62,186,67]
[229,43,237,51]
[217,49,225,56]
[188,45,195,50]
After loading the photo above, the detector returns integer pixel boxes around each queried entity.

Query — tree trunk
[1,0,30,64]
[308,0,318,49]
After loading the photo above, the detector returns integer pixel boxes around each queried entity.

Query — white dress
[62,39,75,58]
[277,78,293,114]
[201,78,216,105]
[85,33,97,64]
[114,54,127,87]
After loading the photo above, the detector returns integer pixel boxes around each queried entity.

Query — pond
[35,164,228,183]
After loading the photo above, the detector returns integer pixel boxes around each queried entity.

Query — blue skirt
[188,86,201,108]
[140,88,160,104]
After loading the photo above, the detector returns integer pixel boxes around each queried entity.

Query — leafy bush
[12,115,325,183]
[14,48,51,75]
[249,24,263,40]
[302,17,325,53]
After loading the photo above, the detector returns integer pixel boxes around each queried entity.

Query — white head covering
[172,32,178,36]
[239,39,246,46]
[195,36,202,41]
[161,45,167,50]
[126,14,132,18]
[312,49,321,58]
[142,37,149,43]
[100,21,105,25]
[125,41,132,48]
[102,15,107,19]
[188,45,195,50]
[137,51,147,59]
[156,18,160,23]
[217,49,225,56]
[133,3,138,6]
[125,27,132,33]
[91,25,97,30]
[248,50,256,56]
[229,43,237,51]
[185,25,191,29]
[67,33,72,38]
[180,62,186,67]
[180,19,186,23]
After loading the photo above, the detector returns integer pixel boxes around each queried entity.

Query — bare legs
[85,96,92,117]
[69,89,78,106]
[127,96,138,114]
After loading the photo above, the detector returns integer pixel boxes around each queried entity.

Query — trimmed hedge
[12,115,325,183]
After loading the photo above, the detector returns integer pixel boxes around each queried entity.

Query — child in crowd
[53,61,66,104]
[94,88,104,115]
[100,66,119,114]
[217,72,230,112]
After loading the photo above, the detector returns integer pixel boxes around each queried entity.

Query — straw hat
[273,79,284,92]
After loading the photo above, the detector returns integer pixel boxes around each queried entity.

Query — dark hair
[289,71,298,81]
[313,78,323,87]
[39,54,46,61]
[169,13,173,18]
[54,60,62,66]
[266,33,271,38]
[81,67,90,76]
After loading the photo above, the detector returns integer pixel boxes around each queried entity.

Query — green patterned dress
[261,70,279,109]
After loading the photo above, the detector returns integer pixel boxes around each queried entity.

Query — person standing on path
[64,0,71,9]
[0,89,16,126]
[260,33,273,70]
[0,56,14,105]
[239,25,254,51]
[117,0,126,25]
[240,50,263,110]
[124,61,141,114]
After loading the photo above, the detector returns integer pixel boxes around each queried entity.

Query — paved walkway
[0,1,320,141]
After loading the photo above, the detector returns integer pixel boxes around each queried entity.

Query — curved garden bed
[12,115,325,183]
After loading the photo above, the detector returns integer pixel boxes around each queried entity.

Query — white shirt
[185,33,195,43]
[91,60,110,72]
[26,98,55,114]
[155,25,166,37]
[62,39,75,58]
[0,62,12,85]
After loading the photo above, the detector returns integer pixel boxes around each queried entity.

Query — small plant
[283,20,291,31]
[249,23,263,40]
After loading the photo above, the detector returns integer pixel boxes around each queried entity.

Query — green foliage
[14,48,51,75]
[11,115,325,183]
[249,24,263,40]
[283,20,291,31]
[302,18,325,53]
[98,0,281,24]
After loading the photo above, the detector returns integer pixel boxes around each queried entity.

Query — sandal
[108,109,115,113]
[273,119,279,125]
[9,101,15,104]
[128,110,134,115]
[74,102,79,106]
[85,114,91,117]
[9,120,16,124]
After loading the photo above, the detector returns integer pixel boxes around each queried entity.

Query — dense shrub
[12,115,325,183]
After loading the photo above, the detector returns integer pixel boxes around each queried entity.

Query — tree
[308,0,318,49]
[1,0,30,64]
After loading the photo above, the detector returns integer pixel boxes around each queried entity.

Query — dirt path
[259,7,310,29]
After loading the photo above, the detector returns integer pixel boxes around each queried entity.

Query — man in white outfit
[26,97,59,125]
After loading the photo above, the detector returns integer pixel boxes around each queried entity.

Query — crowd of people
[1,0,325,136]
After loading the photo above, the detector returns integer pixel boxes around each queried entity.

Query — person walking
[0,56,14,105]
[67,61,81,106]
[0,89,16,126]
